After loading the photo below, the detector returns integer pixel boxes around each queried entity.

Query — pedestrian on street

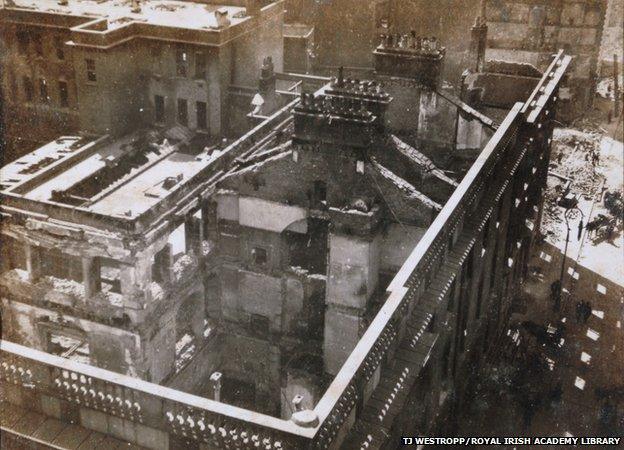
[582,301,592,323]
[575,301,583,324]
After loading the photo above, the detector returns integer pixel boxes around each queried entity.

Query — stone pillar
[323,232,380,375]
[154,244,173,284]
[25,244,42,283]
[184,215,202,254]
[469,0,488,73]
[82,257,101,299]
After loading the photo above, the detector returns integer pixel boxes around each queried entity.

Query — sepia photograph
[0,0,622,448]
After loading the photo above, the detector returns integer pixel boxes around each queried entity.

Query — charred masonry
[0,1,573,449]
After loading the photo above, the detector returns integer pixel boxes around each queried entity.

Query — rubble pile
[542,129,605,239]
[596,76,623,100]
[550,129,604,194]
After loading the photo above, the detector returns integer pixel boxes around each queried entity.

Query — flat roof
[0,136,99,191]
[1,128,223,219]
[88,145,217,217]
[7,0,248,31]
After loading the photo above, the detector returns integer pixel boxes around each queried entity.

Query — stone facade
[0,0,285,162]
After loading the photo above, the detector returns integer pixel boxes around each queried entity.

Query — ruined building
[0,0,285,162]
[484,0,607,115]
[0,12,571,443]
[283,0,604,118]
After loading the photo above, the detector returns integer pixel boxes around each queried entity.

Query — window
[481,219,489,250]
[176,49,188,77]
[55,36,65,60]
[177,98,188,126]
[46,329,90,364]
[251,247,268,266]
[196,101,207,129]
[58,81,69,107]
[154,95,165,123]
[100,258,121,294]
[427,314,436,333]
[250,314,270,338]
[85,58,96,82]
[23,76,33,102]
[32,34,43,57]
[313,180,327,203]
[447,279,456,312]
[39,78,49,103]
[16,31,29,55]
[195,52,206,78]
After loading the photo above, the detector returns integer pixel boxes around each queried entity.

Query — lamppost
[554,204,584,312]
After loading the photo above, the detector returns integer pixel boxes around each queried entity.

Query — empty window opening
[196,101,207,130]
[85,59,97,82]
[195,52,206,78]
[23,76,34,102]
[169,223,187,260]
[482,220,489,249]
[99,258,121,294]
[39,78,49,103]
[176,49,188,77]
[250,314,270,338]
[284,218,329,274]
[1,236,27,273]
[313,180,327,204]
[154,95,165,123]
[16,31,29,55]
[251,247,268,266]
[174,331,197,372]
[174,293,201,372]
[55,36,65,60]
[447,279,456,312]
[177,98,188,126]
[40,248,82,283]
[32,34,43,56]
[59,80,69,107]
[46,329,90,364]
[426,314,436,333]
[151,244,172,284]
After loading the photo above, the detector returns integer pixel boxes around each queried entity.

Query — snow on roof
[7,0,249,31]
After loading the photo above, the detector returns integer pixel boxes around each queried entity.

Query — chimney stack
[374,32,445,88]
[131,0,141,13]
[215,8,231,28]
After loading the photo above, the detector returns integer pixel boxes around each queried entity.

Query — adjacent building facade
[0,0,285,162]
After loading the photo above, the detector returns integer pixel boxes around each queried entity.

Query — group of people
[575,300,593,324]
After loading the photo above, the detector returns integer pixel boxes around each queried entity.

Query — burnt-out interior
[40,248,83,283]
[50,142,164,206]
[283,218,329,274]
[0,236,26,273]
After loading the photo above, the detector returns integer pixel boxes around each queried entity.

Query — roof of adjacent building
[5,0,248,31]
